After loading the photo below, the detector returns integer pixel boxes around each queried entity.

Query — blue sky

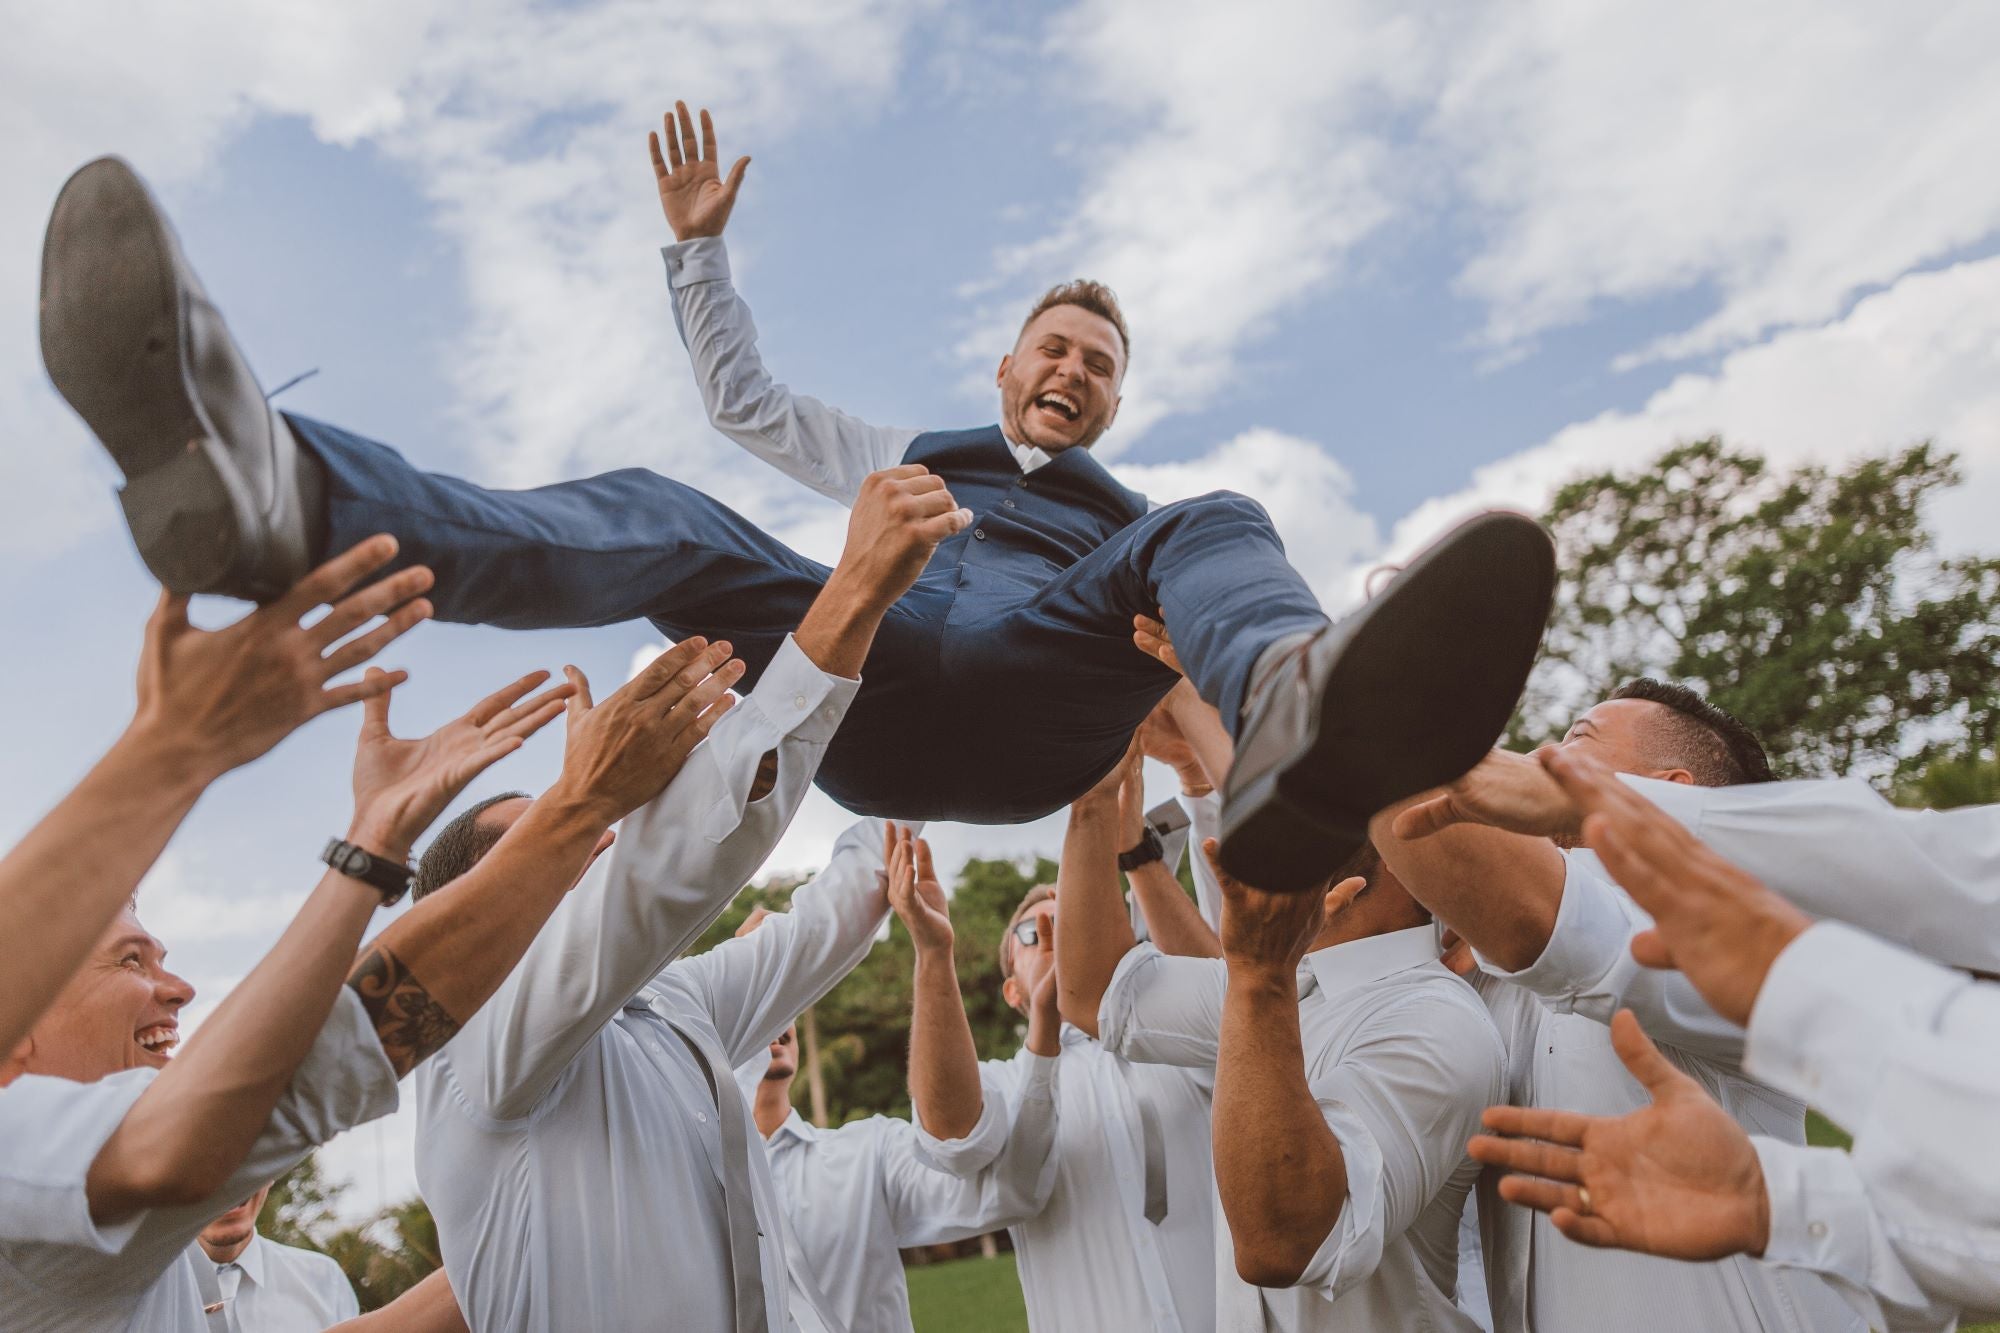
[7,0,2000,1216]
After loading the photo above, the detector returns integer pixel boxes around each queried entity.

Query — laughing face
[997,304,1125,453]
[23,906,193,1083]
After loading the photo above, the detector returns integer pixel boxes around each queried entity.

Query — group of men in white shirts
[8,103,2000,1333]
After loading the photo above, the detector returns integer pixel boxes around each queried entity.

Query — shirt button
[697,1112,709,1123]
[974,529,987,541]
[1003,498,1017,508]
[794,694,808,708]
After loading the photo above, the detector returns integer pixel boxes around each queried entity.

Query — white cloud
[1385,254,2000,560]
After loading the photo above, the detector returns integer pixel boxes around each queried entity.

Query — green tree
[1519,438,2000,780]
[258,1154,441,1312]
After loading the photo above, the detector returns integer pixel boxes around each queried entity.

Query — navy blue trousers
[295,416,1328,823]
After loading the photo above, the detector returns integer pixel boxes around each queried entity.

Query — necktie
[661,1017,771,1333]
[189,1253,233,1333]
[1136,1087,1170,1226]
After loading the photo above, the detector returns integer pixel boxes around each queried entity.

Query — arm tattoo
[346,945,459,1076]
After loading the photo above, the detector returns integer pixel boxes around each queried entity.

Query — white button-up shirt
[1470,850,1867,1333]
[1631,773,2000,971]
[415,634,875,1333]
[0,989,397,1332]
[1742,920,2000,1330]
[754,1072,1060,1333]
[206,1232,358,1332]
[663,236,1061,502]
[919,1029,1215,1333]
[1101,925,1502,1333]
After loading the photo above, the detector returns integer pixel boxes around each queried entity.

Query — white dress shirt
[1631,773,2000,971]
[1101,925,1502,1333]
[754,1074,1060,1333]
[1741,920,2000,1328]
[920,1029,1215,1333]
[414,633,875,1332]
[205,1232,359,1332]
[662,235,1060,502]
[1468,850,1868,1333]
[0,989,398,1332]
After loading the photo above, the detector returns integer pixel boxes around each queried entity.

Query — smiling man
[41,119,1552,891]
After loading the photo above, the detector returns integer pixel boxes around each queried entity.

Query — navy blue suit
[297,416,1327,823]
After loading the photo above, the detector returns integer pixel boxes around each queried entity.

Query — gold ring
[1577,1185,1594,1215]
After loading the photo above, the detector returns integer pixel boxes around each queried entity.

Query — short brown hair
[1020,280,1131,362]
[414,792,529,901]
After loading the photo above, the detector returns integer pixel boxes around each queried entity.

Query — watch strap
[1118,825,1166,872]
[322,838,413,906]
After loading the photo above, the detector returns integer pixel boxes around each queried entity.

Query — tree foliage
[1517,438,2000,780]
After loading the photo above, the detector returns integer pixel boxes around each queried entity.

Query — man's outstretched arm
[0,537,424,1058]
[1054,746,1142,1036]
[1369,798,1564,974]
[650,100,918,505]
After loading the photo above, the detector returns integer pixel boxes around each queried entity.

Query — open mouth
[1033,391,1081,423]
[136,1024,179,1059]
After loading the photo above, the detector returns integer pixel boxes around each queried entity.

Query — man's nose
[158,968,196,1009]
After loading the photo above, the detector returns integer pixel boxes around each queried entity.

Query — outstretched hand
[550,637,745,825]
[1468,1009,1771,1261]
[1208,839,1359,975]
[348,668,574,863]
[1391,747,1580,842]
[130,535,434,781]
[649,101,749,241]
[886,823,953,954]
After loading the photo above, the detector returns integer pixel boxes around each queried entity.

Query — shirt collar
[1301,925,1441,1000]
[769,1109,816,1145]
[221,1232,267,1288]
[998,430,1054,474]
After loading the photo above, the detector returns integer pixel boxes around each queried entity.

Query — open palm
[649,101,749,241]
[1469,1010,1769,1262]
[350,669,573,857]
[886,824,953,952]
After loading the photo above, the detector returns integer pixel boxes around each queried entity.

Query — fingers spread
[664,110,684,169]
[564,665,593,717]
[648,130,668,179]
[699,106,717,161]
[1609,1009,1691,1099]
[318,599,432,683]
[724,155,749,196]
[361,667,395,735]
[307,564,434,650]
[277,534,400,622]
[320,668,408,713]
[466,670,553,728]
[677,102,699,161]
[628,637,711,701]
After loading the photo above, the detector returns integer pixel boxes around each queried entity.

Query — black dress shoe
[40,156,316,601]
[1217,511,1557,892]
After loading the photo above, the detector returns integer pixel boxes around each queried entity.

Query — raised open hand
[649,101,749,241]
[348,668,574,862]
[1468,1010,1771,1261]
[130,535,434,781]
[551,637,745,824]
[886,823,953,954]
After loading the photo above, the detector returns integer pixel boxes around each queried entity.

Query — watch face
[342,847,369,874]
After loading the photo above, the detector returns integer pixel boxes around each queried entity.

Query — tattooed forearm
[347,945,460,1076]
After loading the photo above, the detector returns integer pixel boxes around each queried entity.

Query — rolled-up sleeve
[891,1053,1060,1232]
[1480,851,1747,1065]
[0,1073,149,1252]
[1097,945,1228,1068]
[915,1052,1057,1178]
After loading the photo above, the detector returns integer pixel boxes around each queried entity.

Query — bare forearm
[349,795,607,1075]
[0,727,212,1052]
[1370,801,1564,972]
[1129,862,1221,958]
[908,946,984,1141]
[1214,965,1348,1286]
[328,1269,464,1333]
[794,568,890,679]
[1054,797,1137,1036]
[89,869,381,1220]
[1165,686,1233,787]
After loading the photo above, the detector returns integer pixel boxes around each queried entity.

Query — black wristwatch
[1117,826,1166,873]
[322,838,414,906]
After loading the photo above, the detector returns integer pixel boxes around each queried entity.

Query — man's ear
[1654,768,1697,786]
[996,354,1012,389]
[1001,976,1024,1010]
[1105,393,1121,430]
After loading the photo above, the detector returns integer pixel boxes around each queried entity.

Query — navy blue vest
[899,426,1149,615]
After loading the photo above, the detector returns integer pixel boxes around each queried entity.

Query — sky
[6,0,2000,1221]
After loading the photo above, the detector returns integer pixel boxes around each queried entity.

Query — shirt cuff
[1755,1138,1870,1274]
[1295,1098,1388,1299]
[1475,851,1626,1006]
[912,1057,1055,1176]
[660,235,732,288]
[1745,922,1967,1128]
[743,633,860,746]
[1618,772,1714,833]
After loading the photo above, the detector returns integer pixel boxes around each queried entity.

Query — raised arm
[650,100,918,504]
[0,536,424,1057]
[1054,746,1142,1036]
[85,647,596,1222]
[1369,799,1564,974]
[1121,717,1220,957]
[890,828,986,1142]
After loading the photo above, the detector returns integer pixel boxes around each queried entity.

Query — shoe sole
[1218,511,1556,891]
[40,157,247,593]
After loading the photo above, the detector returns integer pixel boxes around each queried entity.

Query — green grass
[907,1253,1028,1333]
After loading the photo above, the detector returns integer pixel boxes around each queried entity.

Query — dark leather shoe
[1218,511,1556,891]
[40,156,314,600]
